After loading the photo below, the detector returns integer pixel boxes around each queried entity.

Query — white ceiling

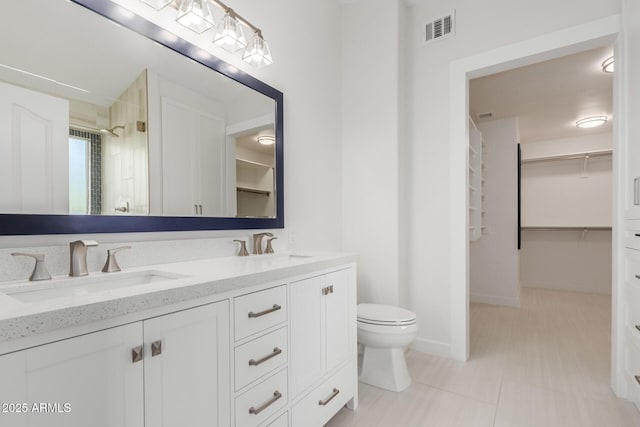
[470,46,614,143]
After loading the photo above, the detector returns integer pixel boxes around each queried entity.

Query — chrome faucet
[69,240,98,277]
[252,232,274,255]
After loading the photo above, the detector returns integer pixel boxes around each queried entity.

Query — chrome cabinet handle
[248,390,282,415]
[132,346,143,363]
[322,285,334,295]
[318,388,340,406]
[248,304,281,318]
[249,347,282,366]
[151,340,162,357]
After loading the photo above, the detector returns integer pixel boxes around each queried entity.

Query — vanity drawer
[235,368,288,427]
[626,339,640,411]
[626,280,640,341]
[291,362,354,427]
[625,226,640,251]
[625,248,640,285]
[235,285,287,340]
[266,411,288,427]
[235,327,288,391]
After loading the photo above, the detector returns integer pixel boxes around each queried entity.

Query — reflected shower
[100,125,125,138]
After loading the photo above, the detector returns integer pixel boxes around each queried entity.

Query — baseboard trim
[470,292,520,308]
[410,337,451,358]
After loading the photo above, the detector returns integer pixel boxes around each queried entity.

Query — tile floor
[326,287,640,427]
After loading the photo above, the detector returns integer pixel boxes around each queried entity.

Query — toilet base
[359,346,411,392]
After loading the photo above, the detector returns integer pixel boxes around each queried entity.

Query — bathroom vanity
[0,253,357,427]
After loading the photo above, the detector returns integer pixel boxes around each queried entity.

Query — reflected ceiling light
[176,0,215,34]
[213,10,247,52]
[139,0,273,67]
[602,56,614,73]
[243,32,273,67]
[257,135,275,145]
[576,116,607,129]
[140,0,173,10]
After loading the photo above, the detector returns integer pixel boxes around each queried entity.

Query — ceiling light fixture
[257,135,275,145]
[139,0,273,66]
[576,116,607,129]
[602,56,614,73]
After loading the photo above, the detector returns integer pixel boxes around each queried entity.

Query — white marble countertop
[0,252,356,346]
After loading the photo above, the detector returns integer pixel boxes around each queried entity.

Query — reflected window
[69,136,90,214]
[68,129,103,214]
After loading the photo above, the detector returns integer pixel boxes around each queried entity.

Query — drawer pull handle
[318,388,340,406]
[636,376,640,386]
[248,390,282,415]
[636,275,640,280]
[248,304,281,318]
[131,345,143,363]
[249,347,282,366]
[322,285,334,296]
[151,340,162,357]
[636,325,640,332]
[636,233,640,237]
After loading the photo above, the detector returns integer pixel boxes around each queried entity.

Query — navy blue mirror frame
[0,0,284,235]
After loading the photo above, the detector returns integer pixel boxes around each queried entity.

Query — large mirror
[0,0,283,234]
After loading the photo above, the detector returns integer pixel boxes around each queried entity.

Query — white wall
[469,118,520,307]
[0,0,343,270]
[405,0,620,356]
[340,0,405,306]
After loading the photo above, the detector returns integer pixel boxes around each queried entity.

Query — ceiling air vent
[478,112,493,119]
[424,10,455,45]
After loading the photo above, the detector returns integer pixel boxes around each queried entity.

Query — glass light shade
[243,33,273,67]
[602,56,614,73]
[213,13,247,53]
[176,0,215,34]
[576,116,607,129]
[140,0,173,10]
[257,135,275,145]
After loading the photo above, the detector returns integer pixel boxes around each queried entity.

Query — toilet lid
[357,303,416,325]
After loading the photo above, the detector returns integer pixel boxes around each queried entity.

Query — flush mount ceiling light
[140,0,273,66]
[602,56,614,73]
[257,135,275,145]
[576,116,607,129]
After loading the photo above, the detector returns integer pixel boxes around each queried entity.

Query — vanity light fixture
[602,56,614,73]
[176,0,215,34]
[139,0,173,10]
[213,9,246,52]
[257,135,275,145]
[576,116,607,129]
[139,0,273,66]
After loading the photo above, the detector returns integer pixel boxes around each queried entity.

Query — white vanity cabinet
[0,301,230,427]
[0,323,144,427]
[289,268,356,426]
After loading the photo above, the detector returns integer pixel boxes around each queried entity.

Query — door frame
[448,14,625,394]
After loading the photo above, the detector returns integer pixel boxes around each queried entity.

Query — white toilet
[357,303,417,392]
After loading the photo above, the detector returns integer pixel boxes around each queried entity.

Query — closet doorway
[466,46,614,396]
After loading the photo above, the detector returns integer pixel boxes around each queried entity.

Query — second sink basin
[1,270,187,303]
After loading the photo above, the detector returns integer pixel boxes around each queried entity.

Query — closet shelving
[520,148,612,164]
[469,117,484,242]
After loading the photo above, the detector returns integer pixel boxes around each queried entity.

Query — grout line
[493,377,504,427]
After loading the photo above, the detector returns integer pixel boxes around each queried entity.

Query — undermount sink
[1,270,186,303]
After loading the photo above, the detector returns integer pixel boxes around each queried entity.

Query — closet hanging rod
[521,226,612,231]
[521,149,612,164]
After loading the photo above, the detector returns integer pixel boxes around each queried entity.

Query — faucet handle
[73,239,98,247]
[265,237,278,254]
[11,253,52,281]
[102,246,131,273]
[233,240,250,257]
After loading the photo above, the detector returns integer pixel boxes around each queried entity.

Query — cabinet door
[0,324,144,427]
[324,269,352,372]
[289,275,324,396]
[144,301,230,427]
[624,0,640,219]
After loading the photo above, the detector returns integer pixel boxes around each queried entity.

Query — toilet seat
[357,303,416,326]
